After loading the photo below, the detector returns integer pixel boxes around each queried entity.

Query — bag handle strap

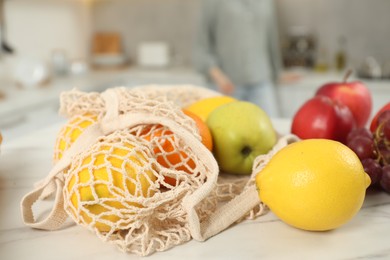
[20,124,105,230]
[185,134,299,241]
[20,90,118,230]
[184,182,261,241]
[21,178,67,230]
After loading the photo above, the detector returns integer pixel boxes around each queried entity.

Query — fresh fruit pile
[291,69,390,194]
[292,70,372,144]
[55,95,276,181]
[53,85,378,235]
[186,97,277,175]
[346,104,390,192]
[54,92,277,234]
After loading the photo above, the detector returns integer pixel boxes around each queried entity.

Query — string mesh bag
[63,130,202,254]
[53,90,106,163]
[21,85,299,256]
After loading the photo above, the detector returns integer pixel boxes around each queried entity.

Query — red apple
[315,71,372,127]
[370,102,390,132]
[291,96,356,144]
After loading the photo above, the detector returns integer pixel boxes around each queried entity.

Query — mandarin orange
[140,109,213,186]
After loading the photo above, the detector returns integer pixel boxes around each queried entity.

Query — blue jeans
[233,81,280,118]
[209,81,280,118]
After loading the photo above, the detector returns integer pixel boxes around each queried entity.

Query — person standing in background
[193,0,283,117]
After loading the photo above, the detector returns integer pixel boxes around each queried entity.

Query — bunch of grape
[346,110,390,192]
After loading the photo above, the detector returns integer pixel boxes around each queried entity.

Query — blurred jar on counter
[50,49,69,76]
[335,36,347,72]
[282,26,316,68]
[381,60,390,79]
[314,47,329,73]
[13,57,50,89]
[69,59,89,76]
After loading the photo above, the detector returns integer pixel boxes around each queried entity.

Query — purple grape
[377,110,390,127]
[347,136,376,160]
[379,165,390,192]
[374,137,390,166]
[378,148,390,166]
[346,127,373,144]
[375,114,390,142]
[376,139,387,150]
[362,158,382,186]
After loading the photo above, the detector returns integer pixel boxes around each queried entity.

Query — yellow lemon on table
[185,96,236,122]
[53,113,98,162]
[255,139,371,231]
[64,139,157,232]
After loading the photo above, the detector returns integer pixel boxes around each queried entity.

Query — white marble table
[1,118,390,259]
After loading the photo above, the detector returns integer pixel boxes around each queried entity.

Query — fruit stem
[343,69,353,83]
[373,124,386,165]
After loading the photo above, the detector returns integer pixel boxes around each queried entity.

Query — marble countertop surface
[1,118,390,259]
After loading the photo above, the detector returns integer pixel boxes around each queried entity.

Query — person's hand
[217,77,234,95]
[278,71,303,84]
[209,67,235,95]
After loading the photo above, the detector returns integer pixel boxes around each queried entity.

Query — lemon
[185,96,236,121]
[54,113,98,161]
[255,139,371,231]
[65,141,157,232]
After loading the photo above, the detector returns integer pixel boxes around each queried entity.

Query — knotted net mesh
[22,85,286,256]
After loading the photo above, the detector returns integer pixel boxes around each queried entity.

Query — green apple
[206,101,277,175]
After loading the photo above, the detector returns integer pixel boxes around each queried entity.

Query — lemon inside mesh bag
[54,113,98,162]
[64,132,158,233]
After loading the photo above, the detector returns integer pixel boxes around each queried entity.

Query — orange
[185,96,236,122]
[140,109,213,186]
[183,109,213,151]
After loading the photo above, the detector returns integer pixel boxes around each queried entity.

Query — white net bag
[21,85,298,256]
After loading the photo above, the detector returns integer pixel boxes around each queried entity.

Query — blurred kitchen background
[0,0,389,140]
